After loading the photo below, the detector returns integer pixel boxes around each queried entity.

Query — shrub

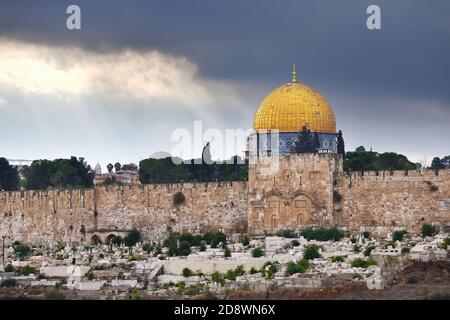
[401,247,410,254]
[164,232,226,256]
[260,262,278,279]
[224,247,231,258]
[206,233,227,248]
[211,272,225,285]
[224,269,236,281]
[18,265,37,276]
[330,255,344,262]
[241,236,250,246]
[13,242,31,260]
[362,231,371,239]
[350,237,357,244]
[285,259,310,276]
[249,267,258,274]
[173,191,186,206]
[291,240,300,247]
[364,245,376,257]
[4,264,14,272]
[0,278,17,288]
[351,258,377,268]
[142,243,153,253]
[111,235,123,246]
[182,268,194,277]
[251,247,264,258]
[300,227,344,241]
[278,229,296,238]
[440,237,450,250]
[303,244,321,260]
[210,239,218,248]
[178,241,192,256]
[421,224,437,237]
[392,230,408,241]
[353,244,360,253]
[124,229,141,247]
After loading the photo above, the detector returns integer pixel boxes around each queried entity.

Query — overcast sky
[0,0,449,169]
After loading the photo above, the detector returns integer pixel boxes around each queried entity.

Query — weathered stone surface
[0,182,248,245]
[248,154,341,234]
[1,154,449,244]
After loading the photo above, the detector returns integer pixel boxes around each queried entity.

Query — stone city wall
[335,169,450,236]
[0,181,248,245]
[1,157,449,245]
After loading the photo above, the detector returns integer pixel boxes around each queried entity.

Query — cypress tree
[337,130,345,159]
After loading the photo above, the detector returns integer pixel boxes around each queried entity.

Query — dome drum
[248,131,337,156]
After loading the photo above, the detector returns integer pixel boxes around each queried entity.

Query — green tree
[344,147,415,171]
[50,157,94,188]
[13,242,31,260]
[107,163,113,173]
[178,241,191,256]
[430,157,445,169]
[114,162,122,172]
[124,229,141,247]
[0,158,19,191]
[23,157,94,190]
[22,160,55,190]
[441,156,450,168]
[122,163,138,171]
[291,126,317,153]
[421,224,437,237]
[392,230,408,241]
[355,146,366,153]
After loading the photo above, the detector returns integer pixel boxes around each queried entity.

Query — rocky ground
[225,261,450,300]
[1,261,448,300]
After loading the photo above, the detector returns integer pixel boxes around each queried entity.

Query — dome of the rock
[253,67,336,133]
[249,66,337,154]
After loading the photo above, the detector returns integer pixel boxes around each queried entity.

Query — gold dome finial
[292,64,297,82]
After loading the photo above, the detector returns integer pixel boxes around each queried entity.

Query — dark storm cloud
[1,0,449,100]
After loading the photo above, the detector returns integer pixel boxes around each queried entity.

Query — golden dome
[253,66,336,133]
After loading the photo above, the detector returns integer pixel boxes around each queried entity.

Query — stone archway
[271,214,279,229]
[105,234,116,245]
[289,194,312,228]
[262,194,285,232]
[91,234,102,245]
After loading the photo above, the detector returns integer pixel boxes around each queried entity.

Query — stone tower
[248,153,343,235]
